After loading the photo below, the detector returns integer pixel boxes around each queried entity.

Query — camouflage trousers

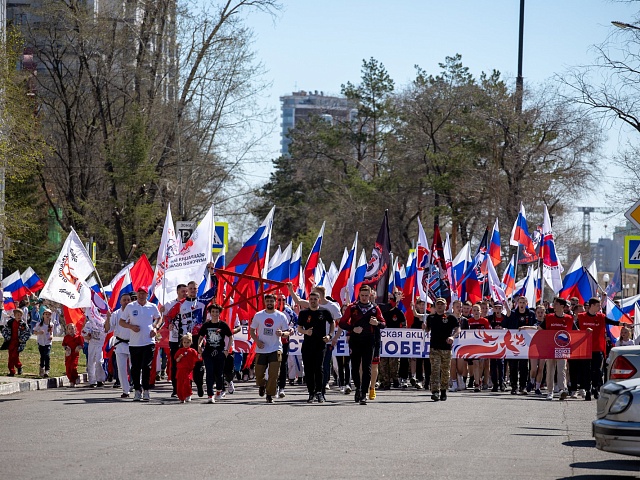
[379,357,399,387]
[429,349,452,392]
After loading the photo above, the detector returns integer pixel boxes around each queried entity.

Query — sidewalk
[0,372,89,396]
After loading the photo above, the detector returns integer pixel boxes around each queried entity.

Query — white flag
[487,258,507,307]
[40,230,96,308]
[157,204,215,304]
[152,204,180,303]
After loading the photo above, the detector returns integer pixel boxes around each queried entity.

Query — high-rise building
[280,90,355,156]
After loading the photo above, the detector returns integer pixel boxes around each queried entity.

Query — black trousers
[202,351,226,396]
[336,355,351,387]
[490,359,504,387]
[350,337,374,395]
[301,342,325,395]
[38,345,51,370]
[579,351,604,393]
[508,359,528,390]
[278,342,290,389]
[130,344,155,391]
[399,358,409,379]
[568,359,581,392]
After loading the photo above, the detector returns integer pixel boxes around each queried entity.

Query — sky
[243,0,640,241]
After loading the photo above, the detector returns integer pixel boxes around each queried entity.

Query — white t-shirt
[122,301,161,347]
[82,321,105,345]
[33,322,53,346]
[250,309,289,354]
[320,300,342,320]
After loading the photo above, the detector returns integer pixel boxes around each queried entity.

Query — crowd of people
[1,270,638,405]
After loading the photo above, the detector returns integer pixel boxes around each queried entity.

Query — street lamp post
[516,0,525,113]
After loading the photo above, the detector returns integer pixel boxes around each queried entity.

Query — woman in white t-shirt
[33,309,54,378]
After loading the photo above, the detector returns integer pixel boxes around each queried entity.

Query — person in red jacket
[577,297,621,401]
[467,304,492,392]
[62,323,85,387]
[175,333,200,403]
[338,285,385,405]
[541,297,574,401]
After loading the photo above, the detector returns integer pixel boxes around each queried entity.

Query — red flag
[130,254,154,291]
[63,306,86,328]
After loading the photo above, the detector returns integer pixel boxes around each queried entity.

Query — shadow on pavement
[557,475,638,480]
[563,439,596,448]
[570,459,640,472]
[511,433,565,437]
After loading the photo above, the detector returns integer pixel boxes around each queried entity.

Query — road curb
[0,373,89,396]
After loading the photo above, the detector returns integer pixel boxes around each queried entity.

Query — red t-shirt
[467,317,491,330]
[577,312,606,353]
[175,347,199,372]
[543,313,574,331]
[62,334,84,357]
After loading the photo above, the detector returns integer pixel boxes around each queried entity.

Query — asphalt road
[0,381,638,480]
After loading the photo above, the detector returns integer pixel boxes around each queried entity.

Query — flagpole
[512,244,520,306]
[72,227,111,313]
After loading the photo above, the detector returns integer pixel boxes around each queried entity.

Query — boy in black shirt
[198,304,233,403]
[425,298,460,401]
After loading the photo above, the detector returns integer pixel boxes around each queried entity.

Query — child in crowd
[616,326,634,347]
[62,323,84,387]
[82,318,107,388]
[1,309,30,376]
[33,308,54,377]
[175,333,200,403]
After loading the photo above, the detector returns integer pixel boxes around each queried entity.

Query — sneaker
[546,392,554,401]
[186,396,192,402]
[410,377,417,387]
[227,381,235,394]
[180,400,185,404]
[17,366,23,375]
[120,393,129,398]
[133,390,142,402]
[593,389,600,400]
[401,380,408,389]
[89,384,98,389]
[457,375,465,390]
[97,382,104,387]
[431,392,440,401]
[535,388,542,395]
[345,385,352,395]
[113,382,120,389]
[7,372,15,377]
[450,381,458,392]
[307,393,314,403]
[155,373,161,382]
[570,391,578,399]
[559,390,568,401]
[43,372,49,379]
[142,390,150,402]
[578,388,586,397]
[415,382,423,390]
[75,378,81,385]
[491,385,498,392]
[500,383,506,392]
[440,389,447,401]
[171,392,178,398]
[278,389,286,399]
[339,386,345,394]
[511,389,518,395]
[289,379,294,386]
[526,381,533,393]
[359,397,367,405]
[520,389,528,396]
[369,388,376,400]
[258,385,266,397]
[243,374,249,382]
[215,391,225,401]
[474,385,481,393]
[39,367,45,377]
[585,392,592,401]
[266,395,274,404]
[354,390,361,403]
[208,396,215,404]
[481,384,489,391]
[316,393,325,403]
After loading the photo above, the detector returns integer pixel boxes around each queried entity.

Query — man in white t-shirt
[120,286,161,402]
[106,293,133,398]
[250,294,291,403]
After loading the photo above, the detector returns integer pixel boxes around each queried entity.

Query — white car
[593,377,640,457]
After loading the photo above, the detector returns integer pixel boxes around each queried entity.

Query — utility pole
[515,0,525,113]
[0,0,7,279]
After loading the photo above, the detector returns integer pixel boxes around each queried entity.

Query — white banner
[40,230,96,308]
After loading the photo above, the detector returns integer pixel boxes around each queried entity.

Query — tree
[18,0,278,277]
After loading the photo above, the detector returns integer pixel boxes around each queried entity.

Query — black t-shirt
[298,308,333,345]
[199,321,232,355]
[487,313,505,329]
[383,307,406,329]
[502,309,537,330]
[426,313,460,351]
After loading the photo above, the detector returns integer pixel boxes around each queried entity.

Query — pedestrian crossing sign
[624,236,640,269]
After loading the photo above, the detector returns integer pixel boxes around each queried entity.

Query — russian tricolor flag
[304,222,325,296]
[267,242,292,284]
[541,205,563,294]
[3,291,16,311]
[227,206,275,276]
[108,269,134,311]
[606,298,633,343]
[457,261,482,304]
[21,267,45,293]
[333,234,357,305]
[2,271,28,302]
[501,255,516,298]
[451,242,471,296]
[352,249,368,302]
[489,218,501,267]
[510,203,537,262]
[559,255,596,304]
[289,243,302,292]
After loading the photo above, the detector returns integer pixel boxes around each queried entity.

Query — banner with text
[232,327,592,360]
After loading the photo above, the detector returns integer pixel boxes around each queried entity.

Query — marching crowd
[1,268,637,405]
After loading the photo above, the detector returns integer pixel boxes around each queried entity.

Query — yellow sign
[624,235,640,269]
[625,199,640,232]
[213,222,228,253]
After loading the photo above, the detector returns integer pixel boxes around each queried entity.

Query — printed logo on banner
[554,330,571,348]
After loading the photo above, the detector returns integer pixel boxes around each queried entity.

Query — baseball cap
[137,285,149,294]
[435,298,447,304]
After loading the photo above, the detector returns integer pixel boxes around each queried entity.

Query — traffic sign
[624,235,640,269]
[213,222,228,253]
[625,199,640,231]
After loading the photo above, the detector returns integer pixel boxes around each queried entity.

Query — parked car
[593,377,640,457]
[606,345,640,382]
